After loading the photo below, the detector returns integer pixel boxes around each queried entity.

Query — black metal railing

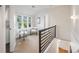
[39,25,56,53]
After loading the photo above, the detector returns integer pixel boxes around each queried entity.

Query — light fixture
[0,5,2,7]
[70,15,77,20]
[32,5,35,8]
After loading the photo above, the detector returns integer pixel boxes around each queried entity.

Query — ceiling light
[71,15,77,20]
[32,5,35,8]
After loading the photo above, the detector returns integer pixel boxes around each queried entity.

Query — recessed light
[32,5,35,8]
[0,5,2,7]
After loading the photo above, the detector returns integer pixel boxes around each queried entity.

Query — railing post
[54,25,56,38]
[39,31,41,53]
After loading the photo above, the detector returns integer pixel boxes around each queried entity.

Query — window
[17,16,22,29]
[17,16,31,29]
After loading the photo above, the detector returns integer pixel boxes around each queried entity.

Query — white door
[9,6,16,52]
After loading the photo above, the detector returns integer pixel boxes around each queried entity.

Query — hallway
[0,5,78,53]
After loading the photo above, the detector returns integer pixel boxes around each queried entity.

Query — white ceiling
[15,5,53,16]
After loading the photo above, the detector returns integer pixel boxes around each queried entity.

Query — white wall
[69,6,79,52]
[74,6,79,43]
[71,6,79,44]
[31,15,36,27]
[34,9,49,29]
[0,6,6,53]
[33,6,72,42]
[48,6,71,41]
[35,15,45,29]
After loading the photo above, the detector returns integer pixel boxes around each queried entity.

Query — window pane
[17,16,22,29]
[18,23,22,29]
[29,23,31,27]
[17,16,22,22]
[23,16,27,28]
[24,22,27,28]
[23,16,27,22]
[28,17,31,27]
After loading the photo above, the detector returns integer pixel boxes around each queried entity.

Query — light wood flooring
[15,35,39,53]
[14,35,69,53]
[59,48,68,53]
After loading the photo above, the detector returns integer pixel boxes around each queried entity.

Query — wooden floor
[14,35,69,53]
[59,48,68,53]
[15,35,39,53]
